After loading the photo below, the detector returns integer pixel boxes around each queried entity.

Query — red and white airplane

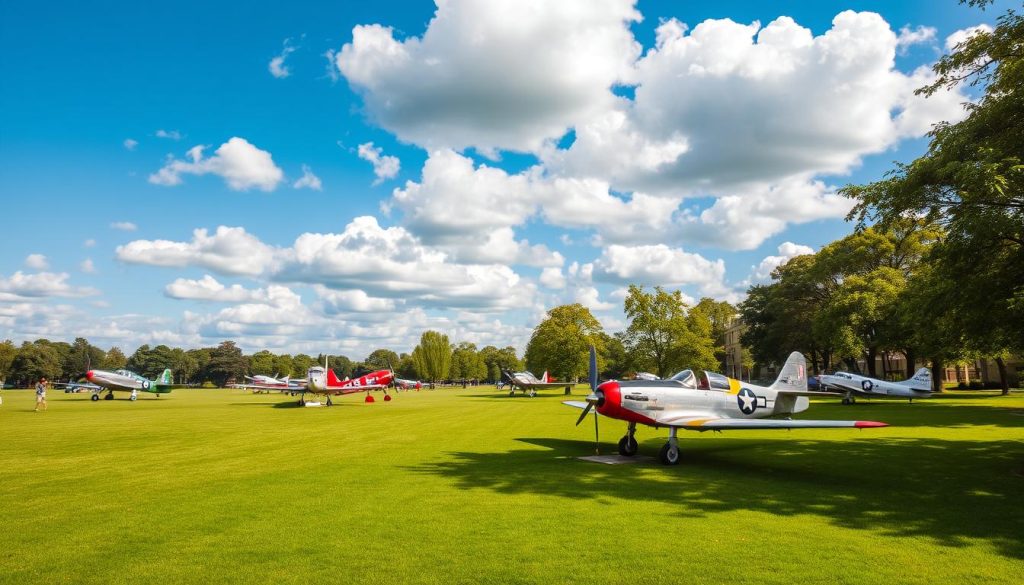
[301,365,395,406]
[230,374,307,394]
[394,377,423,390]
[565,349,888,465]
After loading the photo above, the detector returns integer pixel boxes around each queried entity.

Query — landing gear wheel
[529,390,537,398]
[104,393,114,401]
[91,394,99,402]
[509,390,515,397]
[658,442,680,465]
[130,394,137,401]
[841,397,850,405]
[618,435,639,457]
[326,396,333,407]
[299,399,306,406]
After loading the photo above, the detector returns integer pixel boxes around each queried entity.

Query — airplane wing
[667,417,887,430]
[52,381,102,391]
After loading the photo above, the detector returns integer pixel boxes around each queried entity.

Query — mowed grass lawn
[1,387,1022,584]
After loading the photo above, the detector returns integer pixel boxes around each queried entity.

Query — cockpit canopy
[667,369,734,391]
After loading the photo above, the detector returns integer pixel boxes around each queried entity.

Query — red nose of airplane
[595,381,620,414]
[86,370,94,380]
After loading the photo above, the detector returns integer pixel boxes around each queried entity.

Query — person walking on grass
[35,378,47,412]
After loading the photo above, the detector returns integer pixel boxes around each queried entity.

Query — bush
[969,381,984,390]
[958,382,968,389]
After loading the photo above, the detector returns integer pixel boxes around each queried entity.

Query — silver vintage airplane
[565,350,888,465]
[818,368,933,404]
[501,369,574,397]
[55,368,182,401]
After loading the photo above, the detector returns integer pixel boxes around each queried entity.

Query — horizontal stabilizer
[776,390,843,397]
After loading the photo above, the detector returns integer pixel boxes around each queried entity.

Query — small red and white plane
[230,374,307,394]
[301,365,395,406]
[394,377,423,390]
[565,349,888,465]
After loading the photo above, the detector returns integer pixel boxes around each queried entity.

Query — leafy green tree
[691,298,737,371]
[248,350,278,376]
[622,286,716,377]
[450,342,487,380]
[596,331,630,380]
[170,348,199,384]
[365,349,400,370]
[292,354,316,378]
[412,331,452,382]
[127,344,176,379]
[524,304,605,382]
[0,340,17,384]
[101,346,127,371]
[186,348,211,384]
[396,354,417,379]
[273,354,294,379]
[205,341,247,387]
[66,337,105,378]
[843,2,1024,383]
[10,341,61,386]
[479,345,521,382]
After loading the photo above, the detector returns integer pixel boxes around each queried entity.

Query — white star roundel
[737,388,758,415]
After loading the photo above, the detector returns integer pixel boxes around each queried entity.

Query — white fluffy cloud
[539,267,566,290]
[0,271,99,301]
[293,165,323,190]
[116,226,278,276]
[164,275,265,302]
[335,0,642,153]
[357,142,400,184]
[149,137,285,191]
[111,221,137,231]
[896,25,936,54]
[80,259,96,274]
[118,217,539,311]
[549,12,968,196]
[945,24,992,51]
[746,241,815,284]
[123,138,138,151]
[590,244,729,296]
[25,254,48,270]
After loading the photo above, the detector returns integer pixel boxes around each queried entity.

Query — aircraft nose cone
[86,370,94,380]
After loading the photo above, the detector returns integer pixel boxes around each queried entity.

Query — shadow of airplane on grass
[405,436,1024,560]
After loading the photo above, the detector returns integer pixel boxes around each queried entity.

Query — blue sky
[0,0,1010,357]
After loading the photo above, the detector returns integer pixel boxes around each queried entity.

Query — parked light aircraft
[55,368,181,401]
[230,374,307,394]
[564,349,888,465]
[394,377,423,390]
[300,365,395,406]
[818,368,933,404]
[501,369,573,397]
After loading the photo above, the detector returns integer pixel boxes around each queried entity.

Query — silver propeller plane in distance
[501,369,574,397]
[564,350,888,465]
[56,368,182,401]
[818,368,933,404]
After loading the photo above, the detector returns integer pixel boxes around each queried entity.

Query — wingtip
[854,420,889,428]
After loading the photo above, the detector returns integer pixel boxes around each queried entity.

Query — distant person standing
[35,378,47,412]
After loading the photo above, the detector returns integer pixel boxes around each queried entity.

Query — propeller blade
[575,401,594,426]
[588,345,598,392]
[593,403,600,454]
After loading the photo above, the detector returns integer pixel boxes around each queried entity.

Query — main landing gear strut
[841,392,857,405]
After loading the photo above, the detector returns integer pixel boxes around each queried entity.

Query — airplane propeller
[574,346,602,454]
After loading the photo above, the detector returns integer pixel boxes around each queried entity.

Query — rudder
[770,352,807,392]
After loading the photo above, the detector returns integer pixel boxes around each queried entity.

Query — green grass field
[1,387,1022,584]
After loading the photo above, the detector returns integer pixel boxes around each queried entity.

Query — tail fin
[327,368,344,386]
[899,367,932,391]
[159,369,173,385]
[770,352,807,392]
[541,371,549,383]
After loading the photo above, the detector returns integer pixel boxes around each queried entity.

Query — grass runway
[1,387,1022,584]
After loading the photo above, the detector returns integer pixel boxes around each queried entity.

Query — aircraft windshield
[668,370,696,388]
